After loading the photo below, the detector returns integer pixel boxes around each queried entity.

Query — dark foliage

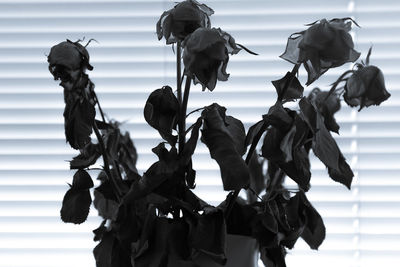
[48,3,390,267]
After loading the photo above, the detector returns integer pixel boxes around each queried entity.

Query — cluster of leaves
[48,1,391,267]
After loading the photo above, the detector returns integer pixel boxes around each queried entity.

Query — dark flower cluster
[157,0,255,91]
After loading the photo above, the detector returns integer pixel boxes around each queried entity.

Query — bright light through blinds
[0,0,398,267]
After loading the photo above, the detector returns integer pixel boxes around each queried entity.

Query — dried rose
[183,27,241,91]
[281,18,360,85]
[48,40,93,91]
[144,86,180,145]
[157,0,214,44]
[344,65,390,110]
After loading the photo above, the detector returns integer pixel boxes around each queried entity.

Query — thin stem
[114,160,124,179]
[176,41,182,105]
[91,90,123,183]
[186,107,205,118]
[248,187,264,202]
[184,122,197,136]
[324,69,354,101]
[180,73,185,88]
[92,90,106,124]
[86,167,104,171]
[182,77,191,121]
[178,75,191,153]
[245,123,268,165]
[93,120,122,200]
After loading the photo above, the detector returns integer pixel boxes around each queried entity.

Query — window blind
[0,0,398,266]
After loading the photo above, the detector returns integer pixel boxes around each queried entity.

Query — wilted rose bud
[157,0,214,44]
[344,65,390,110]
[183,27,241,91]
[48,40,93,89]
[144,86,180,145]
[281,18,360,85]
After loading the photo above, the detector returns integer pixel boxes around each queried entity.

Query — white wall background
[0,0,399,266]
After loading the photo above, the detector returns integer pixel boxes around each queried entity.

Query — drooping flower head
[48,40,93,90]
[144,86,180,145]
[157,0,214,44]
[344,65,390,111]
[281,18,361,85]
[183,27,242,91]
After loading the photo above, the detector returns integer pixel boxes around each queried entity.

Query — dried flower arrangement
[47,1,390,266]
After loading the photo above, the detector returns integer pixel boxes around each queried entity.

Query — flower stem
[93,91,106,124]
[93,120,122,201]
[186,107,205,118]
[179,76,191,153]
[176,41,183,105]
[91,89,124,183]
[324,69,354,101]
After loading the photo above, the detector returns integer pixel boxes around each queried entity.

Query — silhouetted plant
[48,1,390,266]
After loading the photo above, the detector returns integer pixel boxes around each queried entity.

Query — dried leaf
[299,192,326,249]
[312,113,340,171]
[327,152,353,189]
[93,231,115,267]
[93,188,119,221]
[245,119,265,148]
[64,98,95,150]
[144,86,179,145]
[266,102,293,131]
[247,152,266,202]
[93,220,107,242]
[60,187,91,224]
[201,104,250,190]
[225,115,246,156]
[280,124,297,162]
[72,169,94,190]
[124,163,167,202]
[70,142,101,169]
[180,117,203,167]
[272,72,304,102]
